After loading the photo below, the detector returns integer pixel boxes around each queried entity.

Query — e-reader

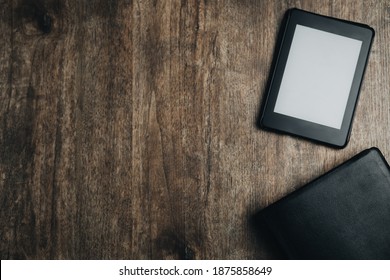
[260,8,374,148]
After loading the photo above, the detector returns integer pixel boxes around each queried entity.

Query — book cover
[257,148,390,259]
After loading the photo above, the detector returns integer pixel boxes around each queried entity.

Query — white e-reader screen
[260,8,374,148]
[274,25,362,129]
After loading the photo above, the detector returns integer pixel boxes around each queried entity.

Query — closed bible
[258,147,390,259]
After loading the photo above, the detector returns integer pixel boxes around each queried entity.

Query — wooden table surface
[1,0,389,259]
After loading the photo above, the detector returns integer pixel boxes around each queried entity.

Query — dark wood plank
[1,0,389,259]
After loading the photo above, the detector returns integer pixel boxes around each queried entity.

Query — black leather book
[257,147,390,259]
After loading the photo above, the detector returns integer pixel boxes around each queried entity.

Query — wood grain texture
[0,0,389,259]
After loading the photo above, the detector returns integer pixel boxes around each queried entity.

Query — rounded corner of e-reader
[260,8,374,148]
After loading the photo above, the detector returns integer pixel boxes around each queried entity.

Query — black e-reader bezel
[260,8,374,148]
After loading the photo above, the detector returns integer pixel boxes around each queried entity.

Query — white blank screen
[274,25,362,129]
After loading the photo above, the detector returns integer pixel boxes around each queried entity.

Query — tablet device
[260,8,374,148]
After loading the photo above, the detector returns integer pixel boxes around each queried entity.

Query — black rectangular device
[260,8,374,148]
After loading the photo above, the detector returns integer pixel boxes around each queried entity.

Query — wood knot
[37,12,52,34]
[155,231,196,260]
[16,0,62,35]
